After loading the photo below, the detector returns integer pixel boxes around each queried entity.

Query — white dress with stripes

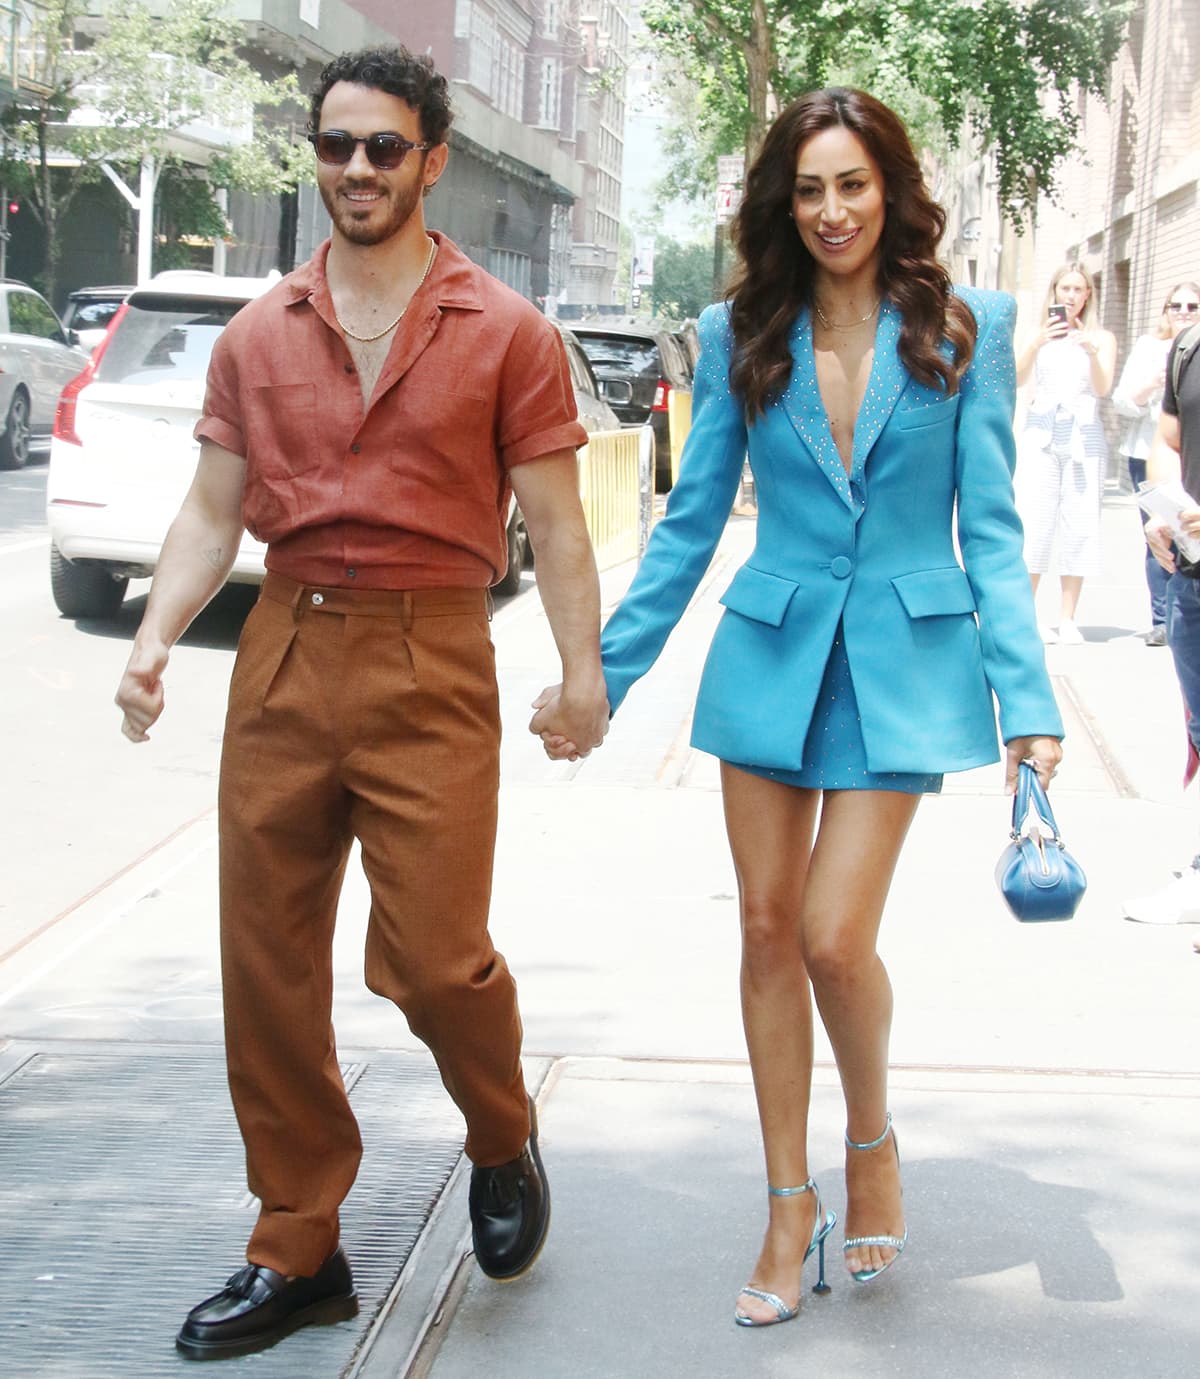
[1016,335,1107,576]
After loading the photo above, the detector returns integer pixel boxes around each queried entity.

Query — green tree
[0,0,302,299]
[650,237,717,319]
[641,0,1131,226]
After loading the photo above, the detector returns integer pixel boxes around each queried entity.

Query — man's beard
[321,175,424,246]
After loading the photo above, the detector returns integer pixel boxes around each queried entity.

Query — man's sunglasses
[1168,301,1200,314]
[307,130,432,170]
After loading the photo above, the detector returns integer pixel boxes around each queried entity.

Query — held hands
[1005,736,1063,795]
[115,641,169,742]
[529,679,610,762]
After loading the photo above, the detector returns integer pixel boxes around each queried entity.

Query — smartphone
[1048,304,1069,326]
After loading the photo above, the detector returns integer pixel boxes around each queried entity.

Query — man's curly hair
[309,46,453,145]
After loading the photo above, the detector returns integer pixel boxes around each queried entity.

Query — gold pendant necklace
[335,237,437,343]
[814,298,880,330]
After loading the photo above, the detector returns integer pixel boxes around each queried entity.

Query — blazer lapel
[777,307,857,512]
[849,298,906,477]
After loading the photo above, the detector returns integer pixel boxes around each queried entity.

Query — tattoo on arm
[202,545,223,572]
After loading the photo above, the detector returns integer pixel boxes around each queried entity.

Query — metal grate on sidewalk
[0,1044,465,1378]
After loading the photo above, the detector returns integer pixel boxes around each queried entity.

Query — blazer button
[830,556,852,579]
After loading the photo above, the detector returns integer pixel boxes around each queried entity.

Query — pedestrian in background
[1113,281,1200,646]
[539,87,1063,1327]
[115,45,609,1362]
[1125,307,1200,929]
[1015,262,1117,644]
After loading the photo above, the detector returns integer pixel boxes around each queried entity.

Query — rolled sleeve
[193,329,246,457]
[497,313,588,467]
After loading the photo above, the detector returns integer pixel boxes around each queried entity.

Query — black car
[570,322,693,490]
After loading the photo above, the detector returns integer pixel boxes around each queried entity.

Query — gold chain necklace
[814,297,880,330]
[334,237,437,342]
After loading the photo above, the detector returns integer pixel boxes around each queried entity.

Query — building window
[543,0,559,37]
[539,56,560,128]
[487,248,532,300]
[469,7,495,94]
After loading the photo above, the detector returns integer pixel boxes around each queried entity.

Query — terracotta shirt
[195,233,588,589]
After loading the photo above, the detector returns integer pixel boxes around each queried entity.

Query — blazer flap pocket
[895,395,960,430]
[891,566,977,619]
[719,565,799,627]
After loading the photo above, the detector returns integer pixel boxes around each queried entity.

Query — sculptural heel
[734,1178,836,1327]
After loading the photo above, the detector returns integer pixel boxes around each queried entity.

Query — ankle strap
[845,1111,892,1152]
[767,1177,816,1197]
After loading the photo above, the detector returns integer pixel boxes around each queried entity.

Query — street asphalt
[3,486,1198,1378]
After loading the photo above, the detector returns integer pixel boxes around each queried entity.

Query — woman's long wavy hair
[728,88,976,418]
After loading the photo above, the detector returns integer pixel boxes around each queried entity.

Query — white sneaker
[1057,619,1084,644]
[1123,867,1200,924]
[1039,623,1058,644]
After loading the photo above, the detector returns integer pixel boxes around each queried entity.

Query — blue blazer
[600,288,1064,775]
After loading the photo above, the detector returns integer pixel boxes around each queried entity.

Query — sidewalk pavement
[3,489,1199,1378]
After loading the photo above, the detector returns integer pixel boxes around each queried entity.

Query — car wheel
[494,506,530,597]
[50,545,128,618]
[0,389,31,470]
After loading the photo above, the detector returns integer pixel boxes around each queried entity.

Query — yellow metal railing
[667,388,693,487]
[577,427,641,571]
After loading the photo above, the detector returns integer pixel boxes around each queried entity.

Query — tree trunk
[36,111,58,303]
[743,0,775,164]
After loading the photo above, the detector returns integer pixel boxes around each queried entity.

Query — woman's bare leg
[1061,574,1084,623]
[798,788,921,1277]
[721,763,822,1322]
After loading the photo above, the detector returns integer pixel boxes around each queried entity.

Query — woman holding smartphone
[1015,262,1117,643]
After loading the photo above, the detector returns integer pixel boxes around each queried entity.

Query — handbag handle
[1011,760,1063,842]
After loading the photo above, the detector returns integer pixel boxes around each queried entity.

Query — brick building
[941,0,1200,421]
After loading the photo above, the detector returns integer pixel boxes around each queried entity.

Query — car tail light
[53,302,128,446]
[652,381,671,411]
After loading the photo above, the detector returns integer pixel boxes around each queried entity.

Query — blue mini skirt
[726,623,942,795]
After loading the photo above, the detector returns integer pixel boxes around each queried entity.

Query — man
[115,47,609,1361]
[1126,317,1200,931]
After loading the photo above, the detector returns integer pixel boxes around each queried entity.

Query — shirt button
[350,443,362,454]
[346,568,356,579]
[344,363,354,374]
[311,592,324,606]
[830,556,852,579]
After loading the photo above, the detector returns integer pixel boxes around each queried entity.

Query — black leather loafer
[175,1245,358,1361]
[469,1098,551,1280]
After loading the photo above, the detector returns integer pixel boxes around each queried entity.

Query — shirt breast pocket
[246,383,320,478]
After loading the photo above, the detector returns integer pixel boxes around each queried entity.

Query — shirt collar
[283,231,484,313]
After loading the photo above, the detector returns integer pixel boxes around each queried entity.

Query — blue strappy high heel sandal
[734,1178,837,1327]
[843,1111,908,1284]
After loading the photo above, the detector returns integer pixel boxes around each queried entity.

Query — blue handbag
[995,762,1087,922]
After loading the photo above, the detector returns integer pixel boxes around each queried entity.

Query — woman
[1015,263,1117,643]
[1112,282,1200,645]
[538,88,1062,1326]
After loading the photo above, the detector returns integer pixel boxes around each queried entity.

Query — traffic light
[6,200,17,216]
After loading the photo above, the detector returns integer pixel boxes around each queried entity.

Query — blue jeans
[1128,457,1169,626]
[1167,573,1200,753]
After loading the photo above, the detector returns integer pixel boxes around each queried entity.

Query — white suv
[46,271,279,618]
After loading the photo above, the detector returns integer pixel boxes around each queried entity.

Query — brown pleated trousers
[217,573,529,1276]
